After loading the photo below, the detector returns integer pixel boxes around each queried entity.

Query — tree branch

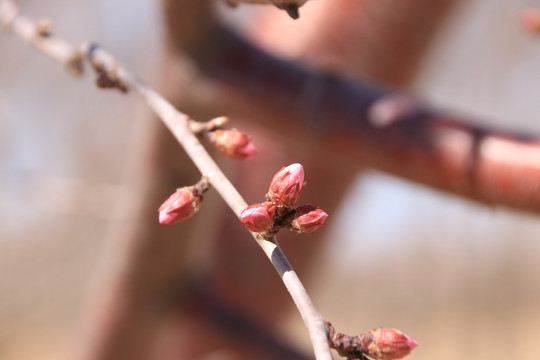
[187,27,540,214]
[0,1,332,359]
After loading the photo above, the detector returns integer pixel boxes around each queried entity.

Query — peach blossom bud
[240,202,276,232]
[209,129,257,160]
[158,186,201,224]
[268,163,304,207]
[367,328,418,360]
[291,205,328,233]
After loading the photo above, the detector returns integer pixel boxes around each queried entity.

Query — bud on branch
[240,202,276,232]
[267,163,305,207]
[365,328,418,360]
[291,205,328,233]
[241,164,328,237]
[208,129,257,160]
[158,178,210,225]
[326,322,418,360]
[190,116,257,161]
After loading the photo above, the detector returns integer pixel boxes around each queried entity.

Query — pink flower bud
[240,202,276,233]
[366,328,418,360]
[291,205,328,233]
[209,129,257,160]
[268,163,304,207]
[158,186,201,224]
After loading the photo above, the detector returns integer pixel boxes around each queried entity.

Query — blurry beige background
[1,1,540,360]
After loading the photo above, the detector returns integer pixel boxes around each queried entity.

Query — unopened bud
[268,163,304,207]
[158,185,204,225]
[291,205,328,233]
[366,328,418,360]
[209,129,257,160]
[240,202,276,233]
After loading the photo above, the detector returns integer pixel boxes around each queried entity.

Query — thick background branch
[181,27,540,214]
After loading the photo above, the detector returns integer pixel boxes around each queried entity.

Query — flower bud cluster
[240,164,328,236]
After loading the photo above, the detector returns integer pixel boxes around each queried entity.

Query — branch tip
[280,4,299,19]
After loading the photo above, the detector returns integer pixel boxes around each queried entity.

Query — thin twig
[0,1,332,359]
[223,0,308,19]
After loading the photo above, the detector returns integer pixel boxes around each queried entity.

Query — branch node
[82,41,129,93]
[35,18,51,37]
[325,321,369,360]
[188,116,230,135]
